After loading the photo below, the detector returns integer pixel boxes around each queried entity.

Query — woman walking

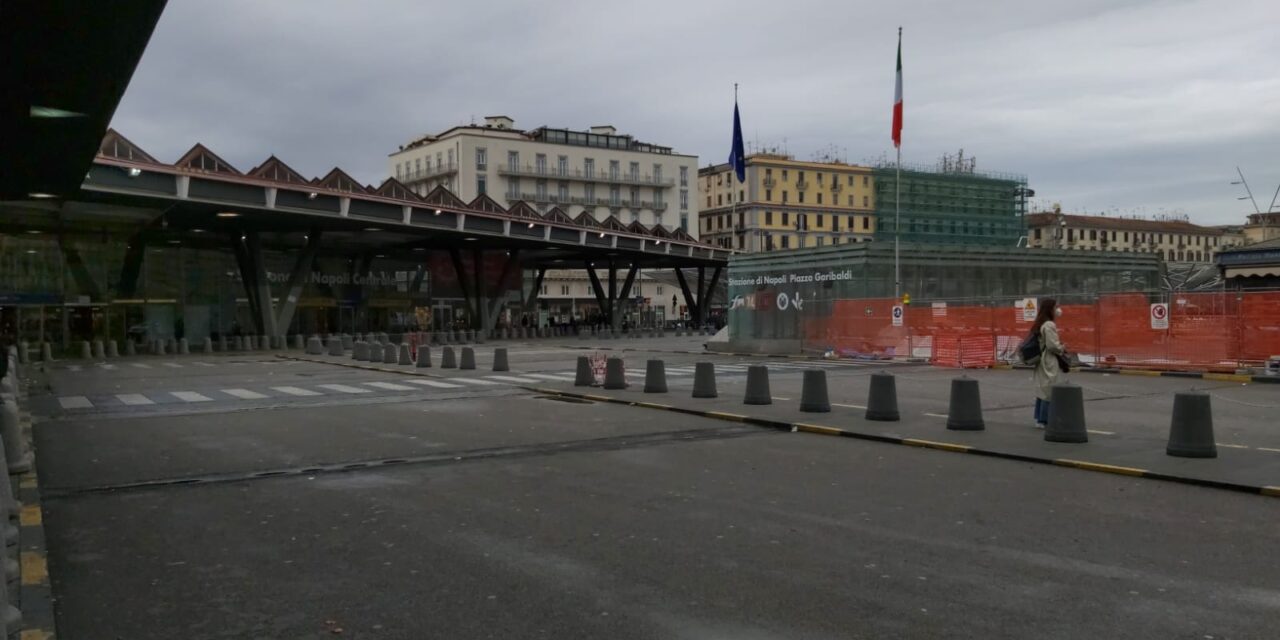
[1031,298,1066,428]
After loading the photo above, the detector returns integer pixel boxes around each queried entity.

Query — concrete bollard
[1,397,32,474]
[202,337,213,354]
[124,340,136,356]
[217,336,227,352]
[1044,384,1088,443]
[417,345,432,368]
[177,338,189,355]
[1167,391,1216,458]
[80,341,92,359]
[306,336,323,355]
[644,360,667,393]
[799,370,831,412]
[352,341,367,361]
[155,339,167,355]
[946,377,985,431]
[865,372,900,421]
[256,335,267,350]
[92,340,105,359]
[342,334,353,350]
[292,335,304,350]
[17,343,28,365]
[41,343,52,362]
[106,340,119,358]
[460,347,477,370]
[382,343,397,364]
[575,356,593,386]
[398,344,412,365]
[492,348,509,372]
[441,346,457,369]
[603,357,627,389]
[330,337,345,357]
[743,365,772,405]
[692,362,718,398]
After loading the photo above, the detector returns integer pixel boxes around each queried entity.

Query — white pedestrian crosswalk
[170,391,213,403]
[51,357,890,412]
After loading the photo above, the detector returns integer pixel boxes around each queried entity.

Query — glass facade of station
[726,242,1164,343]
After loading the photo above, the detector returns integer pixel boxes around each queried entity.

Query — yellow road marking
[635,402,672,410]
[21,630,54,640]
[1053,459,1146,477]
[705,411,747,422]
[902,438,972,453]
[20,504,41,527]
[1262,487,1280,497]
[1257,447,1280,454]
[20,551,48,585]
[1119,370,1162,377]
[1204,373,1252,383]
[794,423,844,436]
[1216,443,1249,449]
[19,476,36,490]
[581,394,612,402]
[833,402,866,409]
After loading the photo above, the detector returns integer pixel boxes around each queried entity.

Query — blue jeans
[1034,398,1052,424]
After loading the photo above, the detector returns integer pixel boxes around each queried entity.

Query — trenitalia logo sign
[232,271,405,288]
[728,270,854,287]
[731,291,805,311]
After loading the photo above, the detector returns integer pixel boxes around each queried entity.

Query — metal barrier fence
[802,290,1280,372]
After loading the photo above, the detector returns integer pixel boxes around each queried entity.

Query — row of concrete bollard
[2,346,32,633]
[576,357,1219,459]
[347,340,513,372]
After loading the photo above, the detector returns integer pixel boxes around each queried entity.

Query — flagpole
[893,27,902,301]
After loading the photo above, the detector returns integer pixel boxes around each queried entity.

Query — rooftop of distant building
[394,116,683,156]
[1026,212,1223,235]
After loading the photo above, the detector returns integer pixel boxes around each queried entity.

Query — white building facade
[532,269,676,328]
[388,116,698,237]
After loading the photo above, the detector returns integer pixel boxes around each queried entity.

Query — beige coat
[1033,320,1065,401]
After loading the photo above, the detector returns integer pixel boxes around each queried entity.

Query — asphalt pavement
[25,338,1280,639]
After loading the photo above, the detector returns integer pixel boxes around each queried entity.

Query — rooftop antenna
[1232,166,1261,214]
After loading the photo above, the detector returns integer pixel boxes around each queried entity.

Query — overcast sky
[110,0,1280,225]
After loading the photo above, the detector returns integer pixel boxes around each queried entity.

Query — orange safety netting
[806,291,1280,372]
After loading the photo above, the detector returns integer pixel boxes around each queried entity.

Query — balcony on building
[498,163,674,188]
[400,162,459,184]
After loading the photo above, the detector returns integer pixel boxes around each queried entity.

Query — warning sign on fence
[1019,298,1038,322]
[1150,303,1169,330]
[891,305,904,327]
[931,302,947,318]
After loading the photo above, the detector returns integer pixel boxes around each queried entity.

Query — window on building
[558,155,568,176]
[1034,228,1042,240]
[782,170,789,181]
[609,160,620,180]
[437,152,443,169]
[561,285,570,296]
[863,176,869,186]
[447,149,454,167]
[781,235,790,249]
[848,175,854,186]
[654,164,663,183]
[862,217,869,230]
[798,192,805,203]
[816,214,824,229]
[766,189,773,201]
[863,196,869,207]
[476,148,487,170]
[585,183,595,202]
[847,195,853,206]
[415,158,422,176]
[782,191,789,203]
[535,154,547,174]
[558,182,569,202]
[717,194,723,206]
[630,187,640,206]
[817,236,825,247]
[766,168,773,178]
[507,151,519,171]
[629,162,640,180]
[1090,229,1097,240]
[584,158,595,177]
[707,195,712,208]
[817,193,823,205]
[765,211,773,225]
[477,175,487,195]
[679,189,688,210]
[631,210,640,222]
[798,171,805,183]
[782,212,790,226]
[536,179,547,201]
[610,185,621,205]
[680,166,688,186]
[832,216,840,232]
[506,178,521,200]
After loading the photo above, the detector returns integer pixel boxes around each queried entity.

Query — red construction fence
[804,291,1280,372]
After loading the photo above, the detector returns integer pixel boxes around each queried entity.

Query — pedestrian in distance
[1027,298,1067,428]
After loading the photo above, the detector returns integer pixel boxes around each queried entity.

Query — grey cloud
[110,0,1280,223]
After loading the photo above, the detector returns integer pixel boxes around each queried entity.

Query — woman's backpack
[1018,328,1042,365]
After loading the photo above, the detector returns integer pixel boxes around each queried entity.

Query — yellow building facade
[698,154,877,252]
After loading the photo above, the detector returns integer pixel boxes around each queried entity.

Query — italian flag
[892,29,903,149]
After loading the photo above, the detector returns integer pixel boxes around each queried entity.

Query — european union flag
[729,100,746,183]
